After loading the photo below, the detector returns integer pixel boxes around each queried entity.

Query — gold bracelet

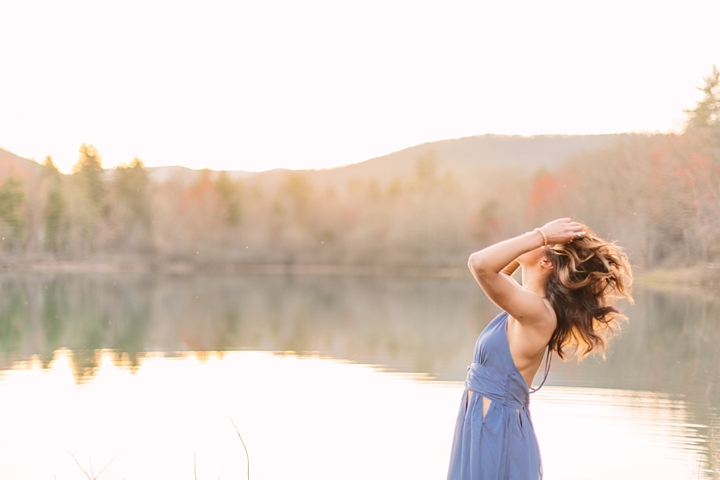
[533,228,547,247]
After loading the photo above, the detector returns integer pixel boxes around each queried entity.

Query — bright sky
[1,0,718,173]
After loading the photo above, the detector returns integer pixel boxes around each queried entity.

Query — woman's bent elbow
[468,253,490,277]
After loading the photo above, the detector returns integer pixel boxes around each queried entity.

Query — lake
[0,272,717,479]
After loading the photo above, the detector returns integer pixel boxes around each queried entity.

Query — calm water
[0,272,717,479]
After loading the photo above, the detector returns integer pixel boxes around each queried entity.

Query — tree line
[1,67,718,271]
[525,66,720,269]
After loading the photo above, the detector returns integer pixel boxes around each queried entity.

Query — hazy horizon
[1,1,718,173]
[1,131,643,174]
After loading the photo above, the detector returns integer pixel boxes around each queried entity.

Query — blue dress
[447,311,547,480]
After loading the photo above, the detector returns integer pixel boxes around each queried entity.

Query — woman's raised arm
[468,218,584,323]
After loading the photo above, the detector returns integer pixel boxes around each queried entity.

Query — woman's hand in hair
[538,218,584,245]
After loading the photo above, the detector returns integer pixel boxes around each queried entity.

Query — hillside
[302,133,641,186]
[219,133,648,193]
[0,147,42,181]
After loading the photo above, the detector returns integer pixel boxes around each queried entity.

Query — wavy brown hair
[544,225,633,360]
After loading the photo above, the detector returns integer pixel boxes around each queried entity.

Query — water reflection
[0,350,461,480]
[0,273,496,380]
[0,272,717,478]
[0,350,713,480]
[533,387,710,479]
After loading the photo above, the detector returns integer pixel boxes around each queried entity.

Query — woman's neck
[521,269,549,297]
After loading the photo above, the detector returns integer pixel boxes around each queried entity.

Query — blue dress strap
[530,295,552,394]
[529,347,552,394]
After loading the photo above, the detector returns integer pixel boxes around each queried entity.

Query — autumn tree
[216,171,242,226]
[278,171,313,219]
[175,169,226,257]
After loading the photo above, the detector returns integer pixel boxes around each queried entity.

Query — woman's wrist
[469,229,549,276]
[533,228,548,247]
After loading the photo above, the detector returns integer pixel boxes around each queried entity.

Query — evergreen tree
[114,157,149,221]
[71,143,105,209]
[0,177,27,248]
[70,144,106,252]
[43,156,66,253]
[685,65,720,138]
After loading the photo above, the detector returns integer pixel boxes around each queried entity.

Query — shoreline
[632,266,720,287]
[0,260,469,278]
[1,260,719,286]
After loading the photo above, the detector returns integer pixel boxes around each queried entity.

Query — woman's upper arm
[470,268,547,325]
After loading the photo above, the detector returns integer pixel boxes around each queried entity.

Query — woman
[447,218,633,480]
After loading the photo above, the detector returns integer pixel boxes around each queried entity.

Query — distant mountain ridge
[304,133,642,185]
[238,133,650,192]
[0,133,650,186]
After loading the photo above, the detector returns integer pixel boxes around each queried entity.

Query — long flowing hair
[544,225,633,360]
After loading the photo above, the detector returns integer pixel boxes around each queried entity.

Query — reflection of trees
[1,273,718,392]
[141,272,497,377]
[0,274,153,380]
[0,282,25,353]
[0,272,718,474]
[0,272,498,380]
[560,288,720,405]
[40,277,66,367]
